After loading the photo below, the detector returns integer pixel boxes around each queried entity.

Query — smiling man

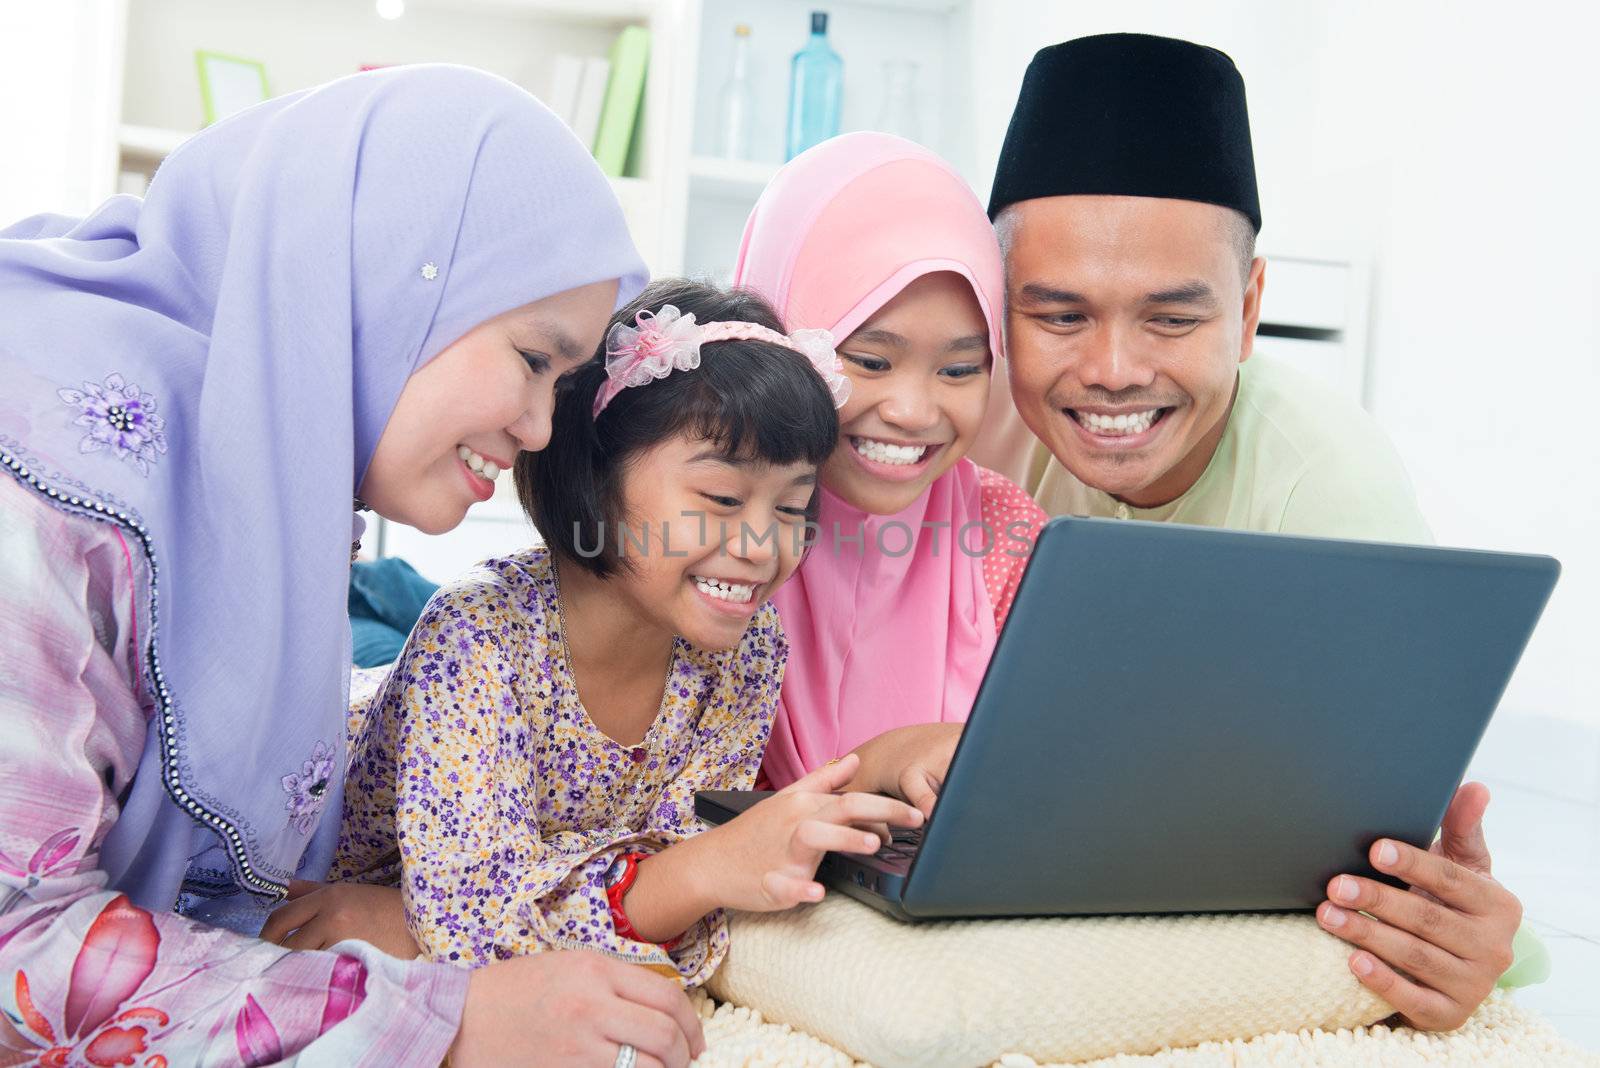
[979,34,1430,544]
[973,32,1541,1033]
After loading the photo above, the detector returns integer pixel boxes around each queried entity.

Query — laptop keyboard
[873,826,923,862]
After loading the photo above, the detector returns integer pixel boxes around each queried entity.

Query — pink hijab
[732,132,1006,788]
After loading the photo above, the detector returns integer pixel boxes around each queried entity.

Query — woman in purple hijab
[0,66,705,1066]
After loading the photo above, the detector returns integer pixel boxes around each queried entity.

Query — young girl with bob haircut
[333,280,924,986]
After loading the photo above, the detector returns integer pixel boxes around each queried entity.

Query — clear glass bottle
[874,60,921,144]
[786,11,843,160]
[715,23,757,161]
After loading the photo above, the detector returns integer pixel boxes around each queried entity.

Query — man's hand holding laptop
[1317,781,1523,1031]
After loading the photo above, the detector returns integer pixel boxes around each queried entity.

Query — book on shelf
[570,56,612,151]
[593,25,650,178]
[544,54,584,128]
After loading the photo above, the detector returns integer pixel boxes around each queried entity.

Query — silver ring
[613,1043,637,1068]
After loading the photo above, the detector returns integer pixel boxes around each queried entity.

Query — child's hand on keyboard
[705,753,923,911]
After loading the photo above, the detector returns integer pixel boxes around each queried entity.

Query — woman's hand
[260,879,421,958]
[451,951,706,1068]
[265,883,708,1066]
[845,722,963,819]
[704,753,924,911]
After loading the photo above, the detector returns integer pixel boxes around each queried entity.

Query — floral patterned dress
[0,475,466,1068]
[333,548,785,987]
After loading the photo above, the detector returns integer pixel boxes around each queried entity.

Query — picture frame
[195,51,270,125]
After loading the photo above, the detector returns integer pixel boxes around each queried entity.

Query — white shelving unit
[116,123,187,166]
[687,155,779,200]
[100,0,978,281]
[1254,249,1373,406]
[684,0,974,279]
[105,0,696,273]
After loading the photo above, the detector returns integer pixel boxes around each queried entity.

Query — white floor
[1469,716,1600,1051]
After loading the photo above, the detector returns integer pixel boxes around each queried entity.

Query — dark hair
[517,278,841,578]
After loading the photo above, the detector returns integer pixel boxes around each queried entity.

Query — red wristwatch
[605,853,681,951]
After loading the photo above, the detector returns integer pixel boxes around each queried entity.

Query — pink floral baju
[1,476,466,1067]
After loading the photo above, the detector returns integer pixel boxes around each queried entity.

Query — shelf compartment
[687,155,779,201]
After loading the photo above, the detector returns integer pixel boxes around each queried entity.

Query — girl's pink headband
[591,304,852,417]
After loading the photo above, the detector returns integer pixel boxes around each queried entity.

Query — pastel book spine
[593,25,650,177]
[545,53,585,127]
[570,56,611,151]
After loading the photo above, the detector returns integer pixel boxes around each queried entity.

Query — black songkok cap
[987,33,1261,232]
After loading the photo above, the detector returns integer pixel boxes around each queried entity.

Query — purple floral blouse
[332,548,785,987]
[0,475,466,1067]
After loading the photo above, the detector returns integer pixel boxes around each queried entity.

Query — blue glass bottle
[786,11,843,160]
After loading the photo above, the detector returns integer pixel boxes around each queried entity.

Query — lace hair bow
[592,304,852,417]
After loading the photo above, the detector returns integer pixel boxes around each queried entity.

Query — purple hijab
[0,65,646,929]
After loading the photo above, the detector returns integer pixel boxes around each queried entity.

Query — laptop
[696,516,1559,921]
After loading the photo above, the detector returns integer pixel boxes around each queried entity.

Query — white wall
[0,1,125,222]
[965,1,1600,798]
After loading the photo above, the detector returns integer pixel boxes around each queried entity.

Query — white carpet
[690,991,1600,1067]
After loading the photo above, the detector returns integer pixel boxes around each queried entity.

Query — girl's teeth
[1080,410,1158,436]
[458,445,500,480]
[852,437,929,466]
[693,576,755,604]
